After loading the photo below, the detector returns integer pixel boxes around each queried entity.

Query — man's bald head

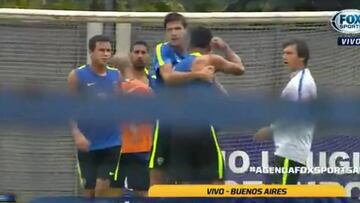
[108,53,132,76]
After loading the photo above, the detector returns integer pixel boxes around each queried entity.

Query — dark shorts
[270,155,305,185]
[168,125,224,183]
[116,152,150,191]
[77,145,121,189]
[149,120,172,170]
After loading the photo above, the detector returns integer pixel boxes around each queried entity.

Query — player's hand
[254,127,271,141]
[74,131,90,152]
[211,37,228,51]
[198,65,215,83]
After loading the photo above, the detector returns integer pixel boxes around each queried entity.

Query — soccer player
[149,12,215,185]
[171,26,245,183]
[254,39,317,184]
[109,41,153,196]
[67,35,121,197]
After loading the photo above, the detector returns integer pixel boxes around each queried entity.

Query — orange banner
[148,185,345,197]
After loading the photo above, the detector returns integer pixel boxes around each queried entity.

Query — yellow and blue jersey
[173,54,196,73]
[151,42,186,90]
[75,64,121,151]
[144,67,157,89]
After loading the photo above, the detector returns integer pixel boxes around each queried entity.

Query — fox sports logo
[330,9,360,34]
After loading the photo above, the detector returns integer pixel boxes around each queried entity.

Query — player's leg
[194,125,224,184]
[149,168,166,185]
[270,155,303,185]
[77,151,96,197]
[81,190,95,198]
[281,157,303,185]
[270,156,285,184]
[112,152,126,196]
[149,120,171,185]
[167,123,201,184]
[169,138,192,184]
[126,153,150,196]
[94,145,122,197]
[285,160,302,185]
[211,126,225,184]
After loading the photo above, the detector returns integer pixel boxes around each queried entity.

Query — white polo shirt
[271,68,317,165]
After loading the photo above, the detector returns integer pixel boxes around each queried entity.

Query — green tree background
[0,0,359,11]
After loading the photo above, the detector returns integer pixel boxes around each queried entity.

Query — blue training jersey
[75,64,121,151]
[173,52,221,134]
[173,52,216,96]
[151,42,186,91]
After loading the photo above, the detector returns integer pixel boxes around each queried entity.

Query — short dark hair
[130,41,149,52]
[163,12,187,28]
[282,39,310,66]
[190,26,213,49]
[88,35,111,51]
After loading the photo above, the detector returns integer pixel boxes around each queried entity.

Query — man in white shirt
[254,39,317,184]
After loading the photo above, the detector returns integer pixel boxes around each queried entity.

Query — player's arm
[67,70,78,94]
[67,70,90,152]
[210,37,245,75]
[154,43,214,85]
[208,54,243,75]
[254,126,273,141]
[160,64,214,85]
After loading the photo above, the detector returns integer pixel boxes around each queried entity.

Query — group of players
[67,12,317,198]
